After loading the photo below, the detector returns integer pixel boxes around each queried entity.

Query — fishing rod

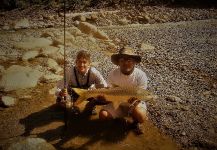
[63,0,69,131]
[62,0,78,131]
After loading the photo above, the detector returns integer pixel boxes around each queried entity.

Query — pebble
[166,95,182,103]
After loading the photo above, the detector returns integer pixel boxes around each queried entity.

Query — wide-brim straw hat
[111,46,141,65]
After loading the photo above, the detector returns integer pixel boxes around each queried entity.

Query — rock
[47,58,63,73]
[0,56,8,61]
[41,31,55,38]
[179,105,190,111]
[1,96,17,107]
[22,50,39,61]
[42,73,62,83]
[48,51,64,65]
[8,137,56,150]
[106,42,117,52]
[74,15,86,22]
[202,91,211,96]
[166,95,182,103]
[74,20,80,26]
[14,37,52,50]
[181,131,186,136]
[68,28,83,36]
[141,43,155,51]
[0,65,43,91]
[52,32,75,46]
[13,18,30,29]
[118,18,129,25]
[42,15,54,21]
[94,30,110,40]
[49,87,57,95]
[99,10,106,18]
[143,15,151,23]
[40,46,59,57]
[138,15,150,23]
[90,14,98,21]
[212,83,216,89]
[78,22,97,35]
[3,25,10,30]
[19,95,32,100]
[207,37,217,45]
[211,92,217,97]
[108,20,113,26]
[47,58,58,68]
[0,65,5,73]
[78,22,109,40]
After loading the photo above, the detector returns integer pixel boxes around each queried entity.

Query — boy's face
[119,56,136,75]
[76,57,90,74]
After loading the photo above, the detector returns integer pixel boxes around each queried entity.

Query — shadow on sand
[20,104,129,150]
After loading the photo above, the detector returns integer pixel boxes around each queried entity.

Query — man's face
[76,57,90,74]
[119,56,136,75]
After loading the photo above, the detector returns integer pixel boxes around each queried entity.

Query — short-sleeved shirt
[107,67,148,90]
[104,67,148,118]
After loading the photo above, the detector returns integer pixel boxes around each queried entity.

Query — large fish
[72,87,156,106]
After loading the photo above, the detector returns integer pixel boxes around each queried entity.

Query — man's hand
[86,95,111,105]
[96,95,112,105]
[59,88,68,97]
[128,97,138,104]
[58,88,70,103]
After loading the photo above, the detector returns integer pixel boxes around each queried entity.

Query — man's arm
[92,68,108,88]
[137,71,148,90]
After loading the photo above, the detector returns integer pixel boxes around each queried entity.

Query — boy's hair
[76,50,91,62]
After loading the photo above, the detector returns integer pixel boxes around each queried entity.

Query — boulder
[52,33,75,46]
[22,50,39,61]
[0,65,5,73]
[7,137,56,150]
[14,37,52,50]
[118,18,129,25]
[40,46,59,57]
[74,15,86,22]
[78,22,109,40]
[3,25,10,30]
[94,30,110,40]
[13,18,30,29]
[47,58,63,73]
[1,96,17,107]
[49,86,57,95]
[42,73,62,83]
[90,14,98,21]
[41,31,55,38]
[48,52,64,65]
[0,65,43,91]
[78,22,97,35]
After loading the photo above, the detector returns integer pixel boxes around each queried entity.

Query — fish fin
[72,88,87,105]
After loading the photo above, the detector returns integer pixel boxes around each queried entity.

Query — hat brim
[111,54,141,65]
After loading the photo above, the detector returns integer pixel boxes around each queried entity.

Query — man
[56,50,107,115]
[99,46,148,134]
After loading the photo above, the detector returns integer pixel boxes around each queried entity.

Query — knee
[132,109,148,123]
[99,110,112,120]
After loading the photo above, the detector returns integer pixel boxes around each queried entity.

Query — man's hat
[111,46,141,65]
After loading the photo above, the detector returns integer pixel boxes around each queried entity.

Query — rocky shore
[0,5,216,150]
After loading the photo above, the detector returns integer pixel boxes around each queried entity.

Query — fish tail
[72,88,87,104]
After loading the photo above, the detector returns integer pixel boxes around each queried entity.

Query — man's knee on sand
[128,98,148,123]
[99,100,148,123]
[99,110,113,120]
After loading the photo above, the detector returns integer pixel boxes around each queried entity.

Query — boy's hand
[59,88,68,97]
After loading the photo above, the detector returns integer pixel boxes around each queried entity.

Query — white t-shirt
[107,67,148,90]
